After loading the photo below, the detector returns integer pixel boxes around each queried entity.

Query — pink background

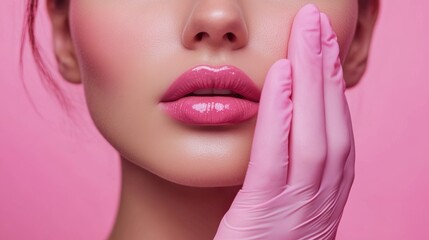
[1,0,428,239]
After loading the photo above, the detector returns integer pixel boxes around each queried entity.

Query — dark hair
[21,0,73,111]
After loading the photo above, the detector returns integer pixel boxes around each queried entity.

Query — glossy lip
[160,65,261,103]
[159,65,261,125]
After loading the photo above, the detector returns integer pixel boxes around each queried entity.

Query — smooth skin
[47,0,379,239]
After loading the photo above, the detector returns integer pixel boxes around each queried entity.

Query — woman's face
[67,0,359,187]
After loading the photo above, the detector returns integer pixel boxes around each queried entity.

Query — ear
[46,0,81,84]
[343,0,380,88]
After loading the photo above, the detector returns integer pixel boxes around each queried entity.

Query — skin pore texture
[45,0,379,239]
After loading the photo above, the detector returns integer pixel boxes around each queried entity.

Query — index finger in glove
[242,59,293,191]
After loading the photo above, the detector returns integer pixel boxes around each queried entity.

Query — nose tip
[182,1,249,50]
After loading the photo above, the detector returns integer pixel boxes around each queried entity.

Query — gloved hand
[214,4,355,240]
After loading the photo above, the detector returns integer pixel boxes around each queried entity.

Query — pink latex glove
[214,4,355,240]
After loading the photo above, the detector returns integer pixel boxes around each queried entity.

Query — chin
[112,111,257,188]
[163,167,247,188]
[123,146,249,187]
[149,151,250,188]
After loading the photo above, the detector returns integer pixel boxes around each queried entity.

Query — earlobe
[343,0,380,88]
[47,0,81,84]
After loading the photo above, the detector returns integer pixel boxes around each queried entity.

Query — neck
[109,157,240,240]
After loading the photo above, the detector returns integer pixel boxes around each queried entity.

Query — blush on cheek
[69,4,139,92]
[254,2,358,64]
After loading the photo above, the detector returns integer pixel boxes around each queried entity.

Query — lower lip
[160,96,258,125]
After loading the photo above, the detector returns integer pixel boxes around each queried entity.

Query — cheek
[67,3,160,156]
[68,2,177,128]
[251,1,358,61]
[69,2,180,91]
[317,2,359,60]
[69,4,143,92]
[235,1,357,92]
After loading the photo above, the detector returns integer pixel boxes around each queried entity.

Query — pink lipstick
[159,65,261,125]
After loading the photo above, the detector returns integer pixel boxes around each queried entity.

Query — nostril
[225,32,237,42]
[190,31,241,46]
[195,32,209,41]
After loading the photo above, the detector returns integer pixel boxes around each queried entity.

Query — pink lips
[159,65,261,125]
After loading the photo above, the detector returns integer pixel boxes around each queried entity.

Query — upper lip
[160,65,261,102]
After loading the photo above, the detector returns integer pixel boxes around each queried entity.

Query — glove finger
[319,13,353,188]
[337,103,356,204]
[332,127,356,219]
[242,59,293,191]
[287,4,327,192]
